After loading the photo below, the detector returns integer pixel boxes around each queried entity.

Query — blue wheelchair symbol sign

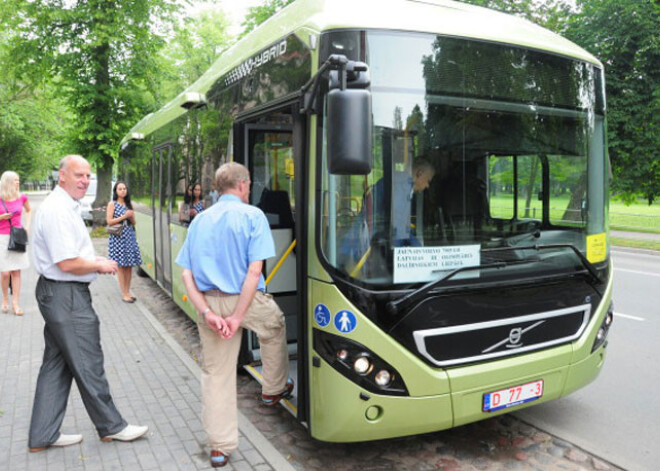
[334,310,357,333]
[314,304,331,327]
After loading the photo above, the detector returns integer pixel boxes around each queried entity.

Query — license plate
[483,379,544,412]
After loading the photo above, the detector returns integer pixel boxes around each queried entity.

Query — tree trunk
[561,173,587,222]
[90,37,114,226]
[523,157,540,218]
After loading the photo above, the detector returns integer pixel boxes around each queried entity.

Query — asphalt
[0,251,296,471]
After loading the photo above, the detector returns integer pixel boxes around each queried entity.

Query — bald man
[28,155,148,452]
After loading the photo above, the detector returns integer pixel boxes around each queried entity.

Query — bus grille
[412,304,591,367]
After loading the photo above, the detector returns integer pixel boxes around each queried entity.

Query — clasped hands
[205,312,240,339]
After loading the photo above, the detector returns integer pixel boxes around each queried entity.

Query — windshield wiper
[484,243,602,284]
[386,259,530,316]
[385,243,603,316]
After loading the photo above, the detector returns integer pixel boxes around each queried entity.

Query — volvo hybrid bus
[118,0,613,442]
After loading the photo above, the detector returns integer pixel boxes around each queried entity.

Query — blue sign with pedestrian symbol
[314,304,331,328]
[334,310,357,333]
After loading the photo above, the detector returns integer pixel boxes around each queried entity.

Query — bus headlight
[374,370,392,387]
[353,355,372,375]
[591,302,614,353]
[336,348,349,361]
[314,329,408,396]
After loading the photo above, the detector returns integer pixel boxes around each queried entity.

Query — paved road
[516,249,660,471]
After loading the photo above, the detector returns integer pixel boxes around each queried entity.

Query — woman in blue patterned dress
[106,181,142,303]
[189,182,205,219]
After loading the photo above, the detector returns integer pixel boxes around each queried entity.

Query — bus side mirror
[326,88,372,175]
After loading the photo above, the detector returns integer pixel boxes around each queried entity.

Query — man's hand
[222,315,242,339]
[205,312,229,337]
[97,258,118,275]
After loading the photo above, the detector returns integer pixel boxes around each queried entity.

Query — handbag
[8,226,28,252]
[1,199,28,252]
[106,221,125,236]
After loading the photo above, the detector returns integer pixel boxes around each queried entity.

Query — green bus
[119,0,613,442]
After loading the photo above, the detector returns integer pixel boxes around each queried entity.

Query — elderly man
[28,155,148,452]
[176,162,292,468]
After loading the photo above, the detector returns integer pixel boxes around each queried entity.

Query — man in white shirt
[28,155,148,452]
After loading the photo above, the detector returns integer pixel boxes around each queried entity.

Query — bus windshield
[320,31,608,288]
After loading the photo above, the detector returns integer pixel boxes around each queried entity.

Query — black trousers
[28,276,126,448]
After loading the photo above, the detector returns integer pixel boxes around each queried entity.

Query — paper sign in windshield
[393,245,481,284]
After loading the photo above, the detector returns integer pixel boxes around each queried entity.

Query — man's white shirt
[32,186,97,282]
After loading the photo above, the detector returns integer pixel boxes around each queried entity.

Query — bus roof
[122,0,600,144]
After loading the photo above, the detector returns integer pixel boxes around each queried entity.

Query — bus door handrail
[265,239,297,286]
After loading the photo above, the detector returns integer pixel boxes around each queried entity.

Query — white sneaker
[30,433,83,452]
[101,424,149,442]
[52,433,83,447]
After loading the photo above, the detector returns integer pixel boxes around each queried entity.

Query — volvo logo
[508,327,523,346]
[482,320,545,353]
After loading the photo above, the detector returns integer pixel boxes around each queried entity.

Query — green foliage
[564,0,660,205]
[240,0,296,39]
[0,1,67,178]
[461,0,660,206]
[6,0,181,206]
[159,9,232,103]
[0,86,70,178]
[459,0,573,30]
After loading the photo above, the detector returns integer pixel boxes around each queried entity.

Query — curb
[135,300,297,471]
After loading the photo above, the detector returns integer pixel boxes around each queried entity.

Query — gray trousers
[28,276,126,448]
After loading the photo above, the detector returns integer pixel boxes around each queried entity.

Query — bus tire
[136,266,149,278]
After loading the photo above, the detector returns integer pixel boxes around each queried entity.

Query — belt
[40,276,90,286]
[203,289,235,297]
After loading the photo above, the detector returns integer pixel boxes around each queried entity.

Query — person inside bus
[340,157,436,267]
[189,182,205,218]
[178,183,194,225]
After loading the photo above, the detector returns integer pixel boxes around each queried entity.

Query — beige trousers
[197,291,289,455]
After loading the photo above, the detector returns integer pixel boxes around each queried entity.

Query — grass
[90,226,109,238]
[611,237,660,252]
[489,193,660,234]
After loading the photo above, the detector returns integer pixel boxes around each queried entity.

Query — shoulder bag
[1,199,28,252]
[106,201,127,236]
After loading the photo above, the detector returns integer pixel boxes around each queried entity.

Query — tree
[461,0,660,205]
[159,9,232,104]
[7,0,180,214]
[564,0,660,204]
[459,0,573,30]
[0,1,68,179]
[239,0,296,39]
[156,8,232,191]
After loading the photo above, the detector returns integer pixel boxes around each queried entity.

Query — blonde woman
[0,171,31,315]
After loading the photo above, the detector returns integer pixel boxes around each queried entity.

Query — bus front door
[242,122,299,413]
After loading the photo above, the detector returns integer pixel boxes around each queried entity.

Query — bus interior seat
[257,189,294,229]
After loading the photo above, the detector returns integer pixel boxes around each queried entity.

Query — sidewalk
[611,229,660,242]
[0,261,295,471]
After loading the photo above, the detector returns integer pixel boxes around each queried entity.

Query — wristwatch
[201,307,212,317]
